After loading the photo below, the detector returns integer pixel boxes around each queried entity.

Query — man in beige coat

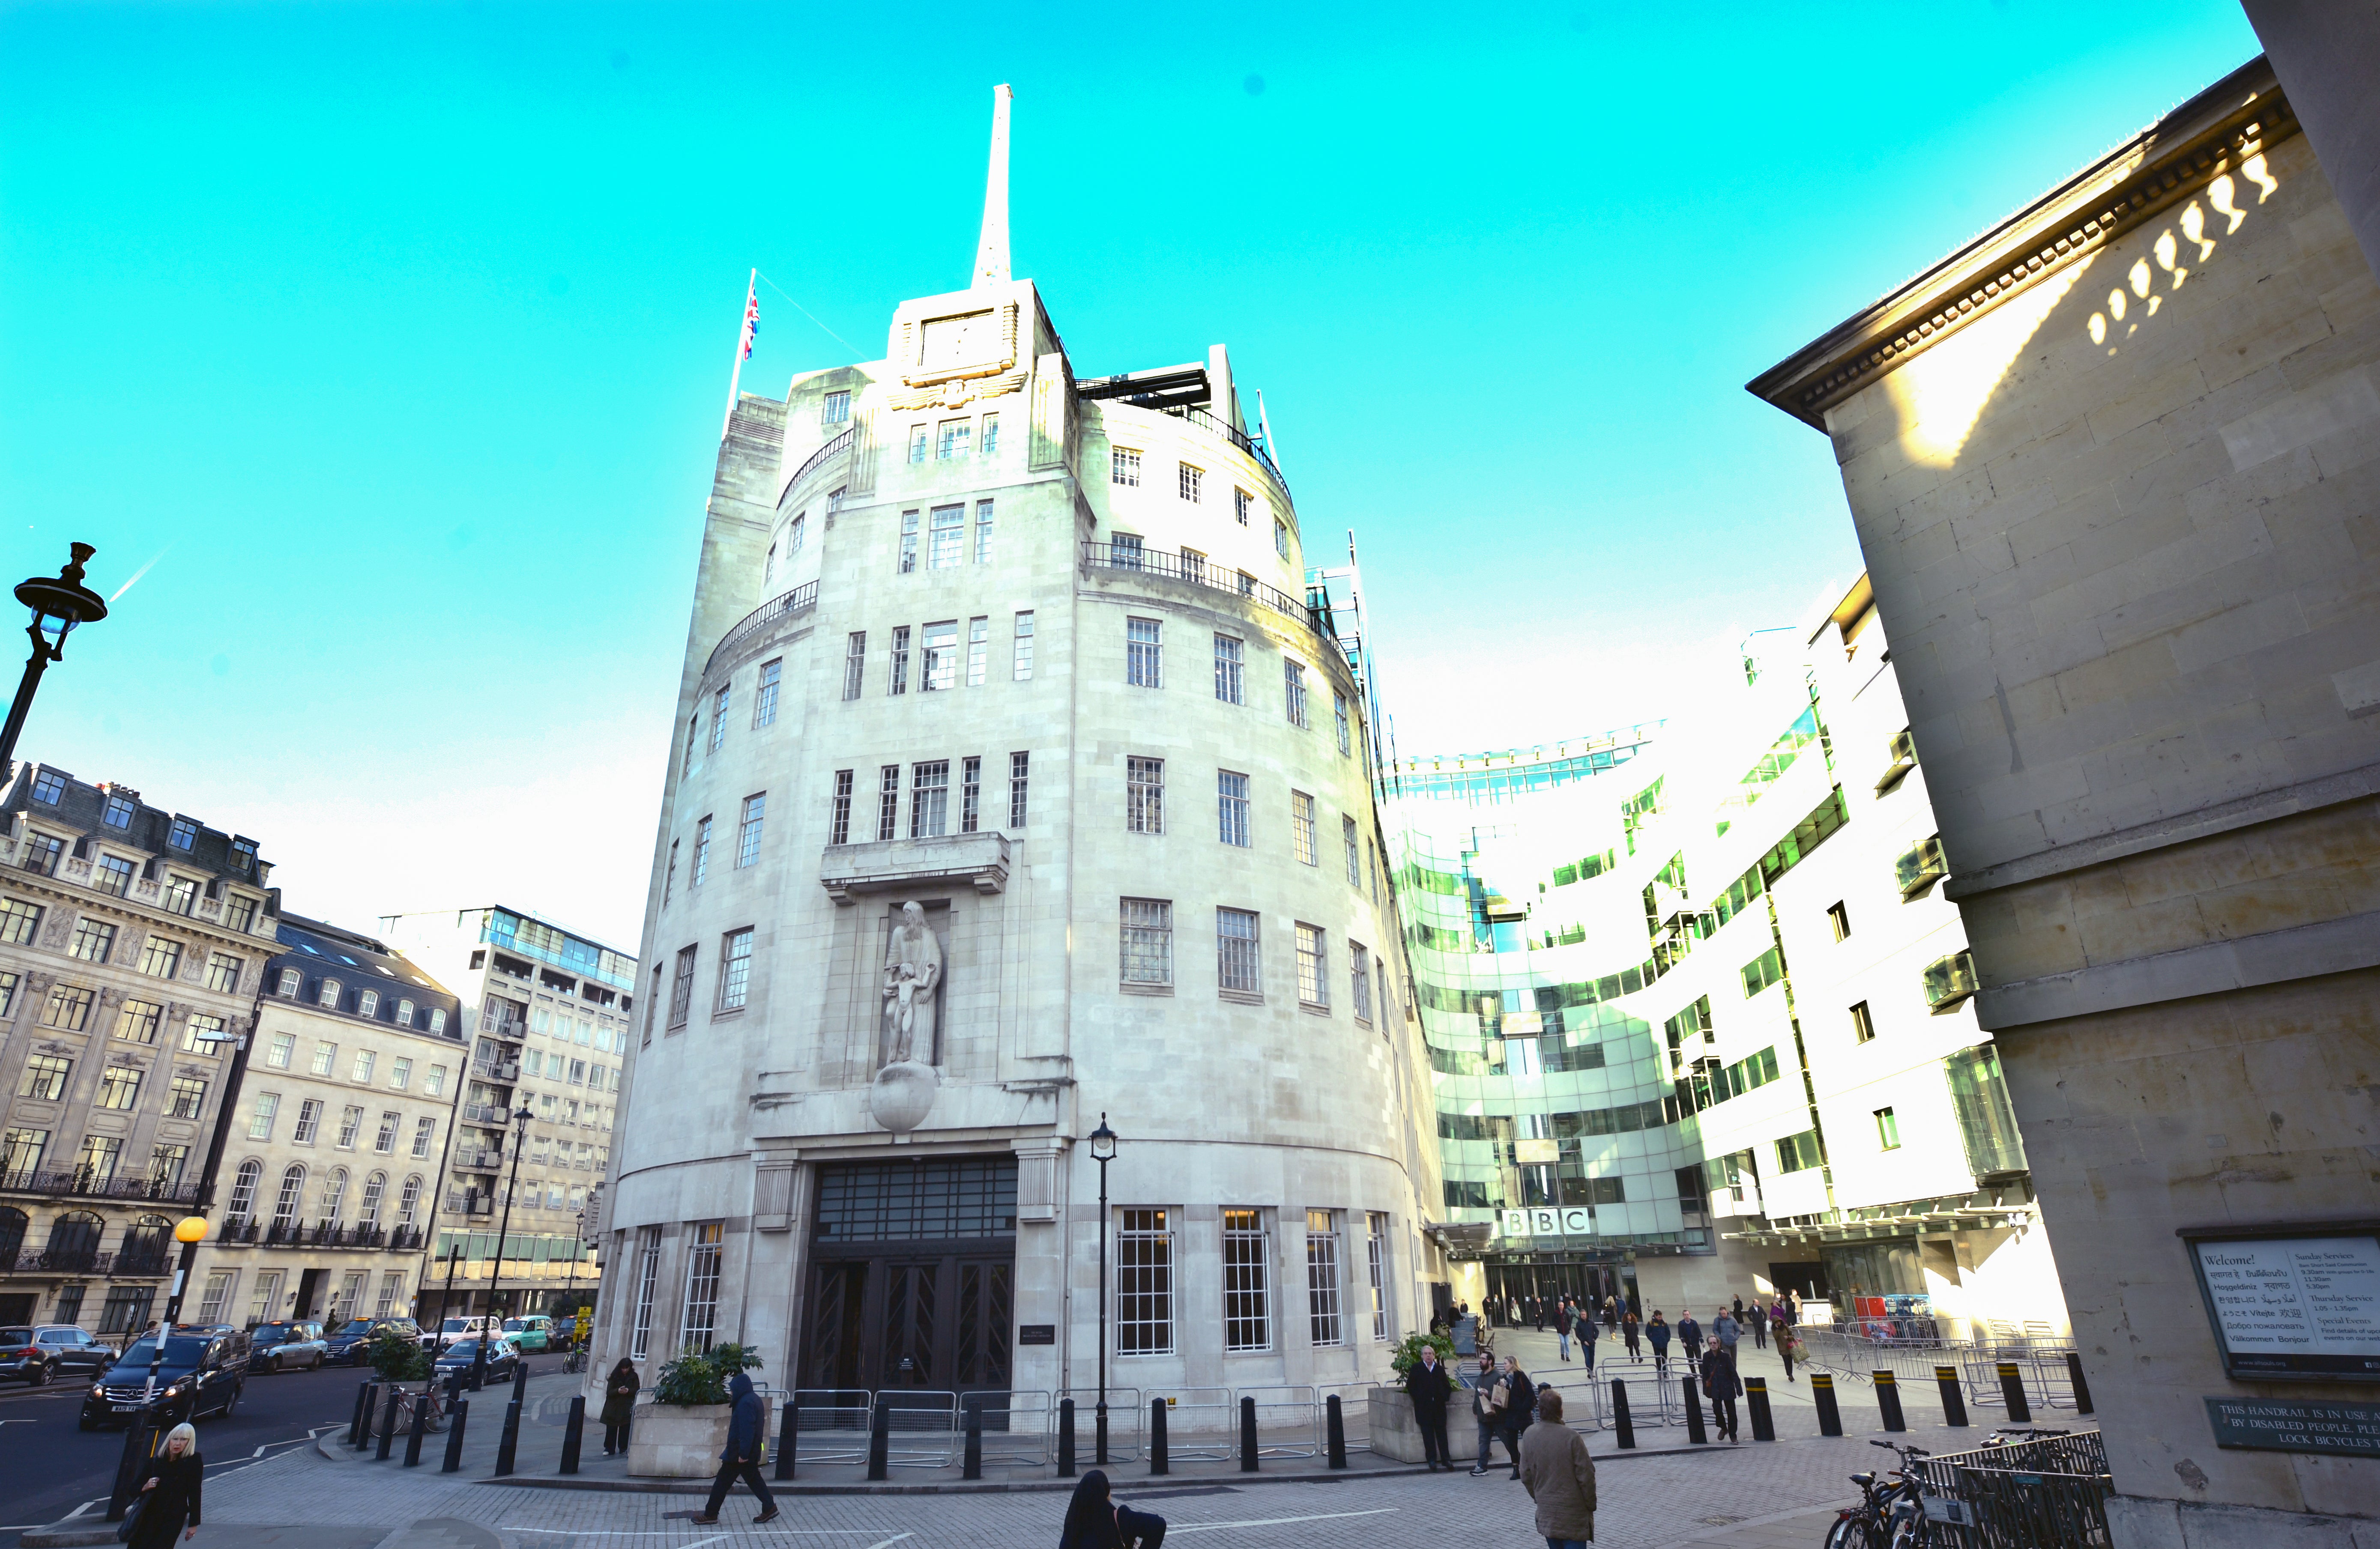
[1518,1388,1596,1547]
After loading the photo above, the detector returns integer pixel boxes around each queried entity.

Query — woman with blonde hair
[129,1421,203,1545]
[1518,1389,1596,1547]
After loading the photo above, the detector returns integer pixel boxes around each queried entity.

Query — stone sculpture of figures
[880,900,943,1066]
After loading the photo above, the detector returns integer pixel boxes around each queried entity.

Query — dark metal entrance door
[805,1251,1013,1394]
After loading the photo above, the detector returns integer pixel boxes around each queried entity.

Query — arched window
[396,1175,422,1226]
[428,1009,448,1034]
[359,1171,386,1224]
[0,1205,27,1264]
[395,999,414,1028]
[319,1167,348,1221]
[317,979,341,1009]
[277,967,302,997]
[46,1210,104,1263]
[123,1215,169,1268]
[358,989,379,1018]
[273,1164,306,1226]
[228,1159,262,1218]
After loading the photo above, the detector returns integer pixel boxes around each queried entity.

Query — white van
[436,1316,502,1350]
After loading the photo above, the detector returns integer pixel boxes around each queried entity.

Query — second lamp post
[1088,1114,1117,1466]
[475,1101,536,1387]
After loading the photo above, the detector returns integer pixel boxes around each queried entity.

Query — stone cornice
[1747,57,2298,430]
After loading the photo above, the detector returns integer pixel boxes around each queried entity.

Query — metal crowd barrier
[1144,1386,1233,1461]
[1908,1431,2114,1548]
[1238,1385,1320,1459]
[879,1391,960,1468]
[1317,1382,1375,1453]
[1055,1387,1143,1462]
[965,1389,1052,1466]
[785,1388,872,1464]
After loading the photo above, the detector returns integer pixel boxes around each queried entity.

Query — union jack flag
[739,278,759,360]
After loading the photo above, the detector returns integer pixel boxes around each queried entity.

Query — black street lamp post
[0,543,108,770]
[475,1103,535,1386]
[1088,1114,1118,1466]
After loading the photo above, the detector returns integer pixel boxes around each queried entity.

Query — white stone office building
[599,90,1446,1409]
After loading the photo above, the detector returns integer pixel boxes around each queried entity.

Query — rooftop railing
[1159,404,1290,503]
[703,580,821,680]
[777,425,855,510]
[1079,542,1327,639]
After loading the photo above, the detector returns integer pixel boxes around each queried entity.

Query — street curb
[18,1522,120,1547]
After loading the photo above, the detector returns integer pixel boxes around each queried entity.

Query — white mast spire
[972,84,1014,287]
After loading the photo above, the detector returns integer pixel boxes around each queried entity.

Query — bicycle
[564,1347,587,1375]
[1824,1439,1932,1547]
[391,1385,451,1436]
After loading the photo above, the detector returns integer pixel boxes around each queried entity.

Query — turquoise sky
[0,0,2263,946]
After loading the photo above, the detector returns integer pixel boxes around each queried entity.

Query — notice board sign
[2205,1396,2380,1457]
[1017,1324,1055,1346]
[2180,1221,2380,1382]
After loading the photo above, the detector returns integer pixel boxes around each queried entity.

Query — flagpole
[721,266,756,438]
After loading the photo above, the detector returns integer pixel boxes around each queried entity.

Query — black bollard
[1610,1379,1634,1449]
[1935,1365,1968,1427]
[1326,1394,1346,1469]
[494,1398,522,1476]
[349,1381,374,1448]
[962,1395,982,1481]
[404,1389,431,1466]
[1875,1371,1906,1432]
[1149,1398,1169,1475]
[1997,1361,2031,1424]
[1058,1398,1076,1478]
[377,1385,403,1460]
[1682,1376,1707,1445]
[513,1361,531,1407]
[1238,1395,1258,1472]
[355,1382,380,1449]
[2066,1352,2095,1416]
[559,1395,585,1474]
[776,1398,799,1481]
[1746,1376,1774,1442]
[1096,1401,1110,1467]
[107,1419,154,1521]
[867,1397,890,1481]
[442,1398,469,1472]
[1811,1373,1843,1436]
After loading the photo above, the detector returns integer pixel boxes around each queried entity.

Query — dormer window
[318,978,342,1010]
[229,838,257,872]
[395,999,415,1028]
[358,990,380,1018]
[102,795,135,829]
[277,967,302,997]
[30,770,64,804]
[168,816,198,850]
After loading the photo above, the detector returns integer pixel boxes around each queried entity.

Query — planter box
[1368,1388,1478,1464]
[626,1400,731,1477]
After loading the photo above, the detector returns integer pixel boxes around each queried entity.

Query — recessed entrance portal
[801,1156,1018,1397]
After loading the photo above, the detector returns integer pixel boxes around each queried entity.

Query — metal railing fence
[1238,1384,1320,1459]
[782,1389,872,1464]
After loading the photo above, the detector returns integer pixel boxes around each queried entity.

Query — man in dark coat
[1498,1355,1536,1479]
[693,1370,779,1525]
[1403,1343,1454,1470]
[1702,1341,1744,1441]
[1677,1310,1704,1373]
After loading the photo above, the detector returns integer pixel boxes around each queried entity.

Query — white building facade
[600,91,1446,1411]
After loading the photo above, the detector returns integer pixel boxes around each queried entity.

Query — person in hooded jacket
[599,1358,640,1455]
[692,1370,778,1525]
[1058,1468,1166,1547]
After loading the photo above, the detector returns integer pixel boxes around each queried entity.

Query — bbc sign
[1501,1208,1592,1239]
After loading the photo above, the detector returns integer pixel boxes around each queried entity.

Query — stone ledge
[820,833,1010,904]
[1976,909,2380,1030]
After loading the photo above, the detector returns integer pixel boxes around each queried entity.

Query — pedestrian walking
[599,1358,639,1455]
[1787,1289,1803,1325]
[1576,1303,1597,1374]
[1702,1342,1744,1442]
[1499,1355,1537,1480]
[1405,1342,1454,1471]
[1751,1301,1769,1350]
[1058,1469,1166,1548]
[1468,1353,1507,1475]
[1602,1296,1619,1342]
[1713,1307,1740,1362]
[1777,1318,1804,1382]
[126,1421,202,1547]
[1531,1295,1545,1331]
[691,1370,778,1526]
[1731,1294,1746,1326]
[1518,1388,1597,1549]
[1556,1300,1573,1363]
[1507,1294,1522,1328]
[1677,1311,1703,1373]
[1621,1308,1641,1361]
[1647,1310,1671,1375]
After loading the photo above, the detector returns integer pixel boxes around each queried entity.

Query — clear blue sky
[0,0,2263,947]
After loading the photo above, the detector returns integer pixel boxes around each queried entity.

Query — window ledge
[1299,1001,1332,1017]
[1219,988,1265,1006]
[711,1006,747,1021]
[1119,982,1174,997]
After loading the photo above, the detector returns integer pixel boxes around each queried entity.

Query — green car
[501,1316,552,1353]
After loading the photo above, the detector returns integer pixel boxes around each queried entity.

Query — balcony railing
[0,1170,203,1207]
[451,1150,504,1172]
[1079,542,1328,640]
[779,424,855,507]
[461,1103,513,1127]
[0,1249,173,1277]
[703,579,821,680]
[1160,403,1291,501]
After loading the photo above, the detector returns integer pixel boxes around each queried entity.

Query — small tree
[364,1328,432,1382]
[653,1342,764,1406]
[1389,1329,1456,1377]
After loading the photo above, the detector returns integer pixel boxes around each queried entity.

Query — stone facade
[1753,56,2379,1544]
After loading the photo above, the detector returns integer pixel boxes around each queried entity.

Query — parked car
[78,1327,250,1430]
[432,1334,519,1384]
[325,1318,426,1365]
[34,1326,120,1380]
[250,1320,329,1373]
[502,1316,553,1352]
[435,1316,499,1350]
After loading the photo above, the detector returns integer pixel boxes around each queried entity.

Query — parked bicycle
[1824,1439,1932,1547]
[391,1385,450,1435]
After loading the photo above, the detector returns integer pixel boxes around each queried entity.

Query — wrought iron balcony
[451,1149,504,1173]
[1079,542,1328,640]
[0,1169,204,1207]
[1159,403,1291,501]
[461,1103,513,1127]
[0,1248,173,1277]
[703,579,821,680]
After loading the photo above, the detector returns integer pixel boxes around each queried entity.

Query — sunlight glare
[2107,289,2127,321]
[2180,201,2215,261]
[2242,153,2278,203]
[1898,253,2097,468]
[2129,258,2153,297]
[2207,173,2246,233]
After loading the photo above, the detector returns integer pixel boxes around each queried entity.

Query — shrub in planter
[364,1328,432,1382]
[1389,1330,1455,1377]
[629,1343,766,1479]
[653,1342,763,1406]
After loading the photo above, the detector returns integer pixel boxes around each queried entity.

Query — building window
[1775,1129,1825,1173]
[1127,757,1164,835]
[0,897,41,944]
[1849,1000,1875,1043]
[69,917,116,963]
[921,620,957,691]
[973,499,994,563]
[926,505,965,572]
[94,854,135,897]
[1334,691,1351,756]
[1283,661,1310,728]
[680,1222,724,1352]
[889,626,911,695]
[822,388,850,424]
[42,983,94,1031]
[293,1098,322,1144]
[936,419,971,461]
[311,1042,336,1076]
[737,793,766,867]
[682,712,698,775]
[1274,517,1290,558]
[1296,924,1328,1008]
[1120,898,1172,987]
[1125,617,1162,688]
[1223,1208,1270,1352]
[1342,815,1360,886]
[1365,1212,1391,1340]
[1350,945,1372,1023]
[102,794,135,828]
[754,659,782,727]
[197,1271,236,1324]
[164,875,198,915]
[21,833,62,875]
[1013,611,1035,680]
[668,946,697,1030]
[112,1000,162,1046]
[1218,907,1261,995]
[359,989,381,1020]
[961,757,982,833]
[843,633,867,701]
[372,1112,399,1154]
[709,686,730,752]
[1178,463,1202,503]
[693,817,712,886]
[98,1287,156,1337]
[966,616,990,687]
[829,770,854,846]
[1112,532,1144,570]
[412,1117,437,1158]
[95,1065,141,1110]
[204,953,242,994]
[878,765,901,841]
[429,1009,447,1035]
[898,509,920,573]
[275,969,302,1000]
[425,1064,446,1095]
[1008,752,1030,830]
[906,424,928,464]
[141,936,185,980]
[1112,448,1141,486]
[1213,634,1244,704]
[75,1133,123,1185]
[718,929,753,1012]
[168,815,197,848]
[1875,1107,1901,1150]
[0,1126,48,1176]
[630,1226,663,1360]
[1306,1210,1343,1347]
[30,768,64,803]
[1291,792,1318,866]
[0,970,16,1019]
[663,839,679,905]
[335,1105,363,1149]
[248,1092,281,1141]
[1116,1208,1173,1355]
[319,977,347,1011]
[910,761,949,838]
[1217,770,1251,847]
[17,1054,70,1101]
[1827,901,1851,940]
[148,1144,190,1191]
[1233,486,1253,525]
[786,513,807,560]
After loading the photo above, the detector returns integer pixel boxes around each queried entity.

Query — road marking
[63,1498,104,1520]
[860,1536,913,1549]
[514,1533,879,1539]
[1169,1508,1400,1534]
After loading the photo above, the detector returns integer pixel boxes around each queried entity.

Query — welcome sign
[2181,1223,2380,1382]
